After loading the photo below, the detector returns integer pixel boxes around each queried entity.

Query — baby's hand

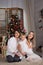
[22,52,27,56]
[25,54,28,58]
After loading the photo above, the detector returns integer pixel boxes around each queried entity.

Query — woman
[27,31,34,49]
[26,31,42,61]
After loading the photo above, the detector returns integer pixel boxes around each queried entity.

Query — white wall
[0,0,31,34]
[28,0,43,47]
[0,0,38,47]
[28,0,36,47]
[34,0,43,47]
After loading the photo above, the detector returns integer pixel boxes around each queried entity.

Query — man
[6,30,21,62]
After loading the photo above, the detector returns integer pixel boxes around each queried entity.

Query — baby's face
[21,34,26,41]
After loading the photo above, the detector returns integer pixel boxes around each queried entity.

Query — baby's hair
[21,31,26,35]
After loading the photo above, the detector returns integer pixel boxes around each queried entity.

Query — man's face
[15,31,20,38]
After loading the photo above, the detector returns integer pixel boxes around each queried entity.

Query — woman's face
[15,31,20,38]
[28,32,34,40]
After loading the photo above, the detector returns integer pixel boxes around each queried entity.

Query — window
[0,8,23,35]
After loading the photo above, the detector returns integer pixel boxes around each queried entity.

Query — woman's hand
[29,43,32,48]
[26,40,32,48]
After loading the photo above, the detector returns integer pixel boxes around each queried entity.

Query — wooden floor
[0,55,43,65]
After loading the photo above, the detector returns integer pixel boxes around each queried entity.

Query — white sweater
[6,37,18,57]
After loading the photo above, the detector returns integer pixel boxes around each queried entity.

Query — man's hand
[13,52,20,56]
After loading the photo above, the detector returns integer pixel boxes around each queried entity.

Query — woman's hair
[28,31,34,35]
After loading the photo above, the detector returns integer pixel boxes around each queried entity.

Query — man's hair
[14,29,21,34]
